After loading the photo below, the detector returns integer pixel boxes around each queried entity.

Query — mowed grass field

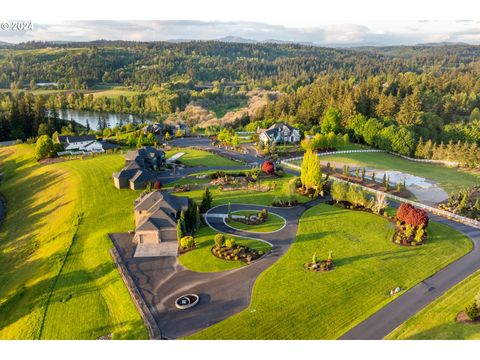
[0,145,148,339]
[187,203,472,339]
[166,148,240,167]
[178,226,271,272]
[386,270,480,339]
[309,152,480,194]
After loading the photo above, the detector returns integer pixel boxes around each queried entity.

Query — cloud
[1,20,480,46]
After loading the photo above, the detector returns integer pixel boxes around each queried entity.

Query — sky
[2,20,480,46]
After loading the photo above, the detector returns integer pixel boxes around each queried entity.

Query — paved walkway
[111,201,321,339]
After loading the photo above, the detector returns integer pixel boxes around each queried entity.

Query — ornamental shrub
[405,207,429,228]
[214,233,225,248]
[225,238,236,248]
[180,236,195,249]
[262,160,275,175]
[465,301,480,321]
[396,203,414,223]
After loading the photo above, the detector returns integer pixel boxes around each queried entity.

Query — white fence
[283,149,385,163]
[281,159,480,229]
[388,152,459,167]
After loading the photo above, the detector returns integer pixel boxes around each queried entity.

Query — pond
[52,109,153,130]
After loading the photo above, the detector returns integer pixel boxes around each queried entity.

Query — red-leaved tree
[405,208,429,227]
[262,160,275,175]
[397,203,429,227]
[396,203,413,222]
[154,180,162,190]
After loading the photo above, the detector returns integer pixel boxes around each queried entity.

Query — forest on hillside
[0,41,480,162]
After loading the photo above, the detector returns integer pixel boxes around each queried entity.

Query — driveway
[111,200,321,339]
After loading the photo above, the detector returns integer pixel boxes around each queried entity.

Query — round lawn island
[175,294,200,310]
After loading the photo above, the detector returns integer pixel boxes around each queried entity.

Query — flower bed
[303,260,334,272]
[211,244,265,263]
[272,199,299,207]
[304,252,334,272]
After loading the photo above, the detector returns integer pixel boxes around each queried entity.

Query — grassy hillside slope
[0,145,147,339]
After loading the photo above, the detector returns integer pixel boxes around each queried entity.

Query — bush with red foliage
[396,203,414,223]
[153,180,162,190]
[261,160,275,175]
[405,208,429,227]
[396,203,429,227]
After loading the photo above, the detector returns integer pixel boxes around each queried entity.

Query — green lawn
[166,148,241,167]
[0,145,148,339]
[310,152,480,194]
[173,173,308,207]
[386,270,480,340]
[186,203,472,339]
[227,211,285,233]
[178,226,271,272]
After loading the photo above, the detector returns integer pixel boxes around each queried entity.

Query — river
[55,109,153,130]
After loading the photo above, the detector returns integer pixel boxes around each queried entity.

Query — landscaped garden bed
[303,251,334,272]
[211,234,265,264]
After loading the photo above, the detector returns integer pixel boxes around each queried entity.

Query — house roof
[267,122,296,131]
[112,167,139,180]
[134,190,189,213]
[98,140,120,150]
[134,191,189,234]
[58,135,96,143]
[129,170,160,184]
[136,210,177,231]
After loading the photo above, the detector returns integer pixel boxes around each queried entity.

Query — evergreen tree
[195,205,202,230]
[179,210,187,234]
[200,187,213,213]
[176,221,184,241]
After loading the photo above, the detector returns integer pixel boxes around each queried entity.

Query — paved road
[112,201,321,339]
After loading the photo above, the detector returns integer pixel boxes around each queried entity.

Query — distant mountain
[414,41,470,47]
[0,41,12,48]
[215,36,258,44]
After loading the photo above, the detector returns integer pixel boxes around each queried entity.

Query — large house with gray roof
[133,190,191,256]
[112,146,166,190]
[257,122,301,145]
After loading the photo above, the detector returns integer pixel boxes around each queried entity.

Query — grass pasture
[0,145,148,339]
[187,203,472,339]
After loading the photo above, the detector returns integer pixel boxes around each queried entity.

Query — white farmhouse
[57,135,118,153]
